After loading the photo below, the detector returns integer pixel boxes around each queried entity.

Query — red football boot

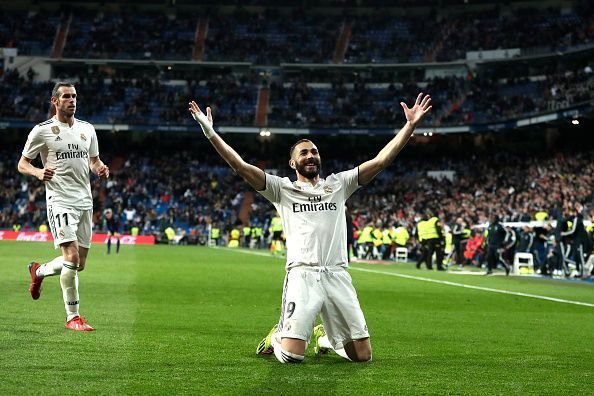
[28,262,43,300]
[65,316,94,331]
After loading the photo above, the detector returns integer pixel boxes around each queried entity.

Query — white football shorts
[47,204,93,249]
[278,265,369,350]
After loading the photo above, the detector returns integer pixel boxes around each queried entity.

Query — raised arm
[189,101,265,191]
[358,93,432,185]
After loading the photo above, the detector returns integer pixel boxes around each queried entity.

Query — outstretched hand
[400,93,432,127]
[189,101,213,127]
[188,101,216,138]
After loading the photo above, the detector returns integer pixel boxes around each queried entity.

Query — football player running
[19,82,109,331]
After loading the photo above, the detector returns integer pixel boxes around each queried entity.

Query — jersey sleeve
[22,126,45,159]
[257,173,282,204]
[336,167,360,200]
[89,125,99,157]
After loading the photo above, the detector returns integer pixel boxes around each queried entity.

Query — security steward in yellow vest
[229,228,241,248]
[394,225,410,248]
[426,215,446,270]
[270,216,284,254]
[372,226,383,259]
[357,224,374,259]
[270,216,283,240]
[535,211,548,222]
[418,215,445,270]
[251,225,263,249]
[211,226,220,246]
[415,218,429,269]
[392,224,409,261]
[243,225,251,247]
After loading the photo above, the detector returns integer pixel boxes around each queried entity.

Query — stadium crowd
[268,67,594,127]
[2,3,593,63]
[1,1,593,278]
[0,68,259,126]
[3,139,592,276]
[1,65,592,128]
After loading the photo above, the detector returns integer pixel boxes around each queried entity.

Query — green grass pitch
[1,241,593,395]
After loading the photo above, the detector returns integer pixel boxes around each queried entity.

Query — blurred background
[1,0,592,276]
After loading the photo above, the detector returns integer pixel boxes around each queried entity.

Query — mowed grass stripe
[0,241,138,394]
[213,245,594,394]
[121,244,286,393]
[351,267,594,308]
[2,242,593,395]
[217,246,594,306]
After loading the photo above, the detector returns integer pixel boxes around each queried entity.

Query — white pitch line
[218,246,276,258]
[350,266,594,308]
[217,247,594,308]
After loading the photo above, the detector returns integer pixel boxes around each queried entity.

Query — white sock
[60,261,79,321]
[36,256,64,278]
[271,334,304,364]
[319,335,351,361]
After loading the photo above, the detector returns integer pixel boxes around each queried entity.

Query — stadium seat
[395,247,408,263]
[513,253,534,275]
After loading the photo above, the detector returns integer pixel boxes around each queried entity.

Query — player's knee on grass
[273,337,306,363]
[344,339,372,362]
[273,345,305,364]
[280,337,307,356]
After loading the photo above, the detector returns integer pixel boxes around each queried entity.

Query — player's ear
[289,159,296,170]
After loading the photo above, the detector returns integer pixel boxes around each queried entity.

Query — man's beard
[60,106,76,117]
[296,159,321,179]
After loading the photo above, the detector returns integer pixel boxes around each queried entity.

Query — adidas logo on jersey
[55,136,62,141]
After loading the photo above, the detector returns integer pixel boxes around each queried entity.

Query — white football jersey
[258,167,359,268]
[22,117,99,210]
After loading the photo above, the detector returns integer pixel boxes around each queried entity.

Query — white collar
[53,116,75,128]
[294,178,324,188]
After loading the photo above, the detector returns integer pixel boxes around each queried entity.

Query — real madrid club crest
[80,133,87,141]
[51,126,60,135]
[323,185,333,194]
[59,230,65,238]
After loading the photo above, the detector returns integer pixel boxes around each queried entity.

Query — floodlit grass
[1,241,593,395]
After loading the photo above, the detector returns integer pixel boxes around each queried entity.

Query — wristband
[192,112,216,139]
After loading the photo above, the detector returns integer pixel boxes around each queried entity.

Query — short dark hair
[51,82,75,99]
[289,139,313,158]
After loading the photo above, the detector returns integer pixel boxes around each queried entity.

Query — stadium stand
[2,64,592,127]
[2,3,593,63]
[1,0,592,277]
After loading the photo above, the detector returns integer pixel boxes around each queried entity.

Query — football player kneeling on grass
[189,92,431,363]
